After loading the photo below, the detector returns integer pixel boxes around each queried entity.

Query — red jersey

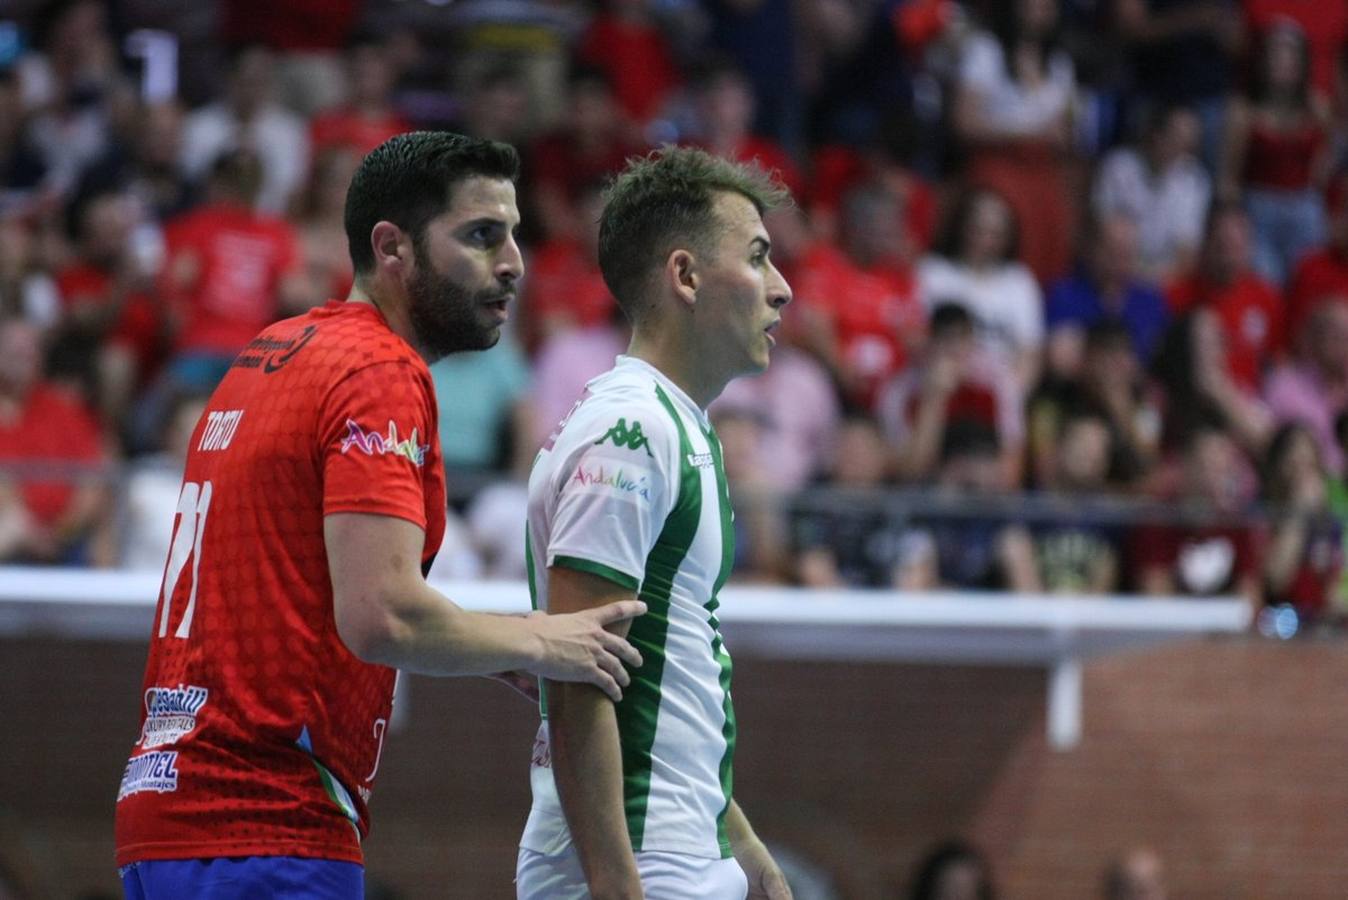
[1287,248,1348,343]
[163,203,302,357]
[55,263,163,376]
[523,238,614,334]
[310,110,411,157]
[795,242,924,406]
[1167,272,1285,392]
[115,301,447,866]
[0,383,105,526]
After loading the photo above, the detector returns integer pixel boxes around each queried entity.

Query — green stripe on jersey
[525,530,547,717]
[703,424,738,856]
[553,555,641,591]
[617,385,702,850]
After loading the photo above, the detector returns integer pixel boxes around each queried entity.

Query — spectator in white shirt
[180,45,309,215]
[1094,104,1211,285]
[918,188,1044,391]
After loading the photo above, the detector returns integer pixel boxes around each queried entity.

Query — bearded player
[114,132,646,898]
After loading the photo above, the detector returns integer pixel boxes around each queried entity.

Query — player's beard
[405,249,506,363]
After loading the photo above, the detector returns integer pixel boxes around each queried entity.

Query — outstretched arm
[325,512,644,701]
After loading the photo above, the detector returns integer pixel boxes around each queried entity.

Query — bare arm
[325,512,645,700]
[546,565,644,900]
[726,799,792,899]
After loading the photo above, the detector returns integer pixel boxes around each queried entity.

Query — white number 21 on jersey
[158,480,214,639]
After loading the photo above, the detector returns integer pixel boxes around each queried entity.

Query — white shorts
[516,845,748,900]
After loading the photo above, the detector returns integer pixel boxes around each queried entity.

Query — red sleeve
[320,360,437,528]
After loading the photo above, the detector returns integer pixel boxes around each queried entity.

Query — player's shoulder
[263,303,428,379]
[557,368,681,457]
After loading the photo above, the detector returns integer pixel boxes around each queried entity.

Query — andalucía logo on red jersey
[341,418,429,467]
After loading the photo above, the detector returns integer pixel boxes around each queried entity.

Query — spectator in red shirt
[521,182,615,349]
[808,112,938,251]
[1244,0,1348,100]
[794,180,924,409]
[161,148,306,392]
[1286,177,1348,339]
[1219,21,1331,286]
[527,66,645,241]
[1261,421,1343,623]
[310,34,412,158]
[0,316,110,564]
[1167,201,1285,394]
[54,184,164,428]
[1131,418,1261,605]
[290,145,360,313]
[689,60,803,200]
[576,0,681,125]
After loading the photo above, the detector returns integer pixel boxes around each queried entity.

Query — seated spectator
[54,184,165,429]
[1029,320,1161,490]
[180,44,309,214]
[530,325,630,451]
[794,180,923,408]
[575,0,682,126]
[431,331,536,485]
[1094,104,1210,285]
[289,144,360,310]
[160,149,306,393]
[1130,419,1260,604]
[1166,202,1285,396]
[808,110,937,251]
[689,60,803,199]
[119,391,208,570]
[712,405,787,582]
[1102,845,1168,900]
[453,64,535,148]
[0,213,59,330]
[527,66,645,242]
[16,0,119,198]
[309,33,412,158]
[1045,214,1169,377]
[1151,307,1273,458]
[714,344,841,491]
[520,181,615,349]
[1218,21,1330,286]
[952,0,1077,282]
[1244,0,1348,102]
[1286,176,1348,342]
[1264,298,1348,475]
[1032,409,1123,594]
[906,838,998,900]
[0,316,110,564]
[895,420,1038,592]
[1261,422,1344,624]
[82,99,196,223]
[791,414,903,588]
[918,188,1044,391]
[0,66,49,217]
[878,303,1022,486]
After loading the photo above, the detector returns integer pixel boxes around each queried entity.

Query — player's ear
[370,221,409,275]
[668,248,698,309]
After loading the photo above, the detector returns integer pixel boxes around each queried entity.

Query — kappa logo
[686,452,714,469]
[341,418,429,467]
[594,418,653,457]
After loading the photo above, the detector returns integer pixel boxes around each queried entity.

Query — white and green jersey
[519,355,737,860]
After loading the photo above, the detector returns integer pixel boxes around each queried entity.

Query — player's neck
[347,283,423,361]
[627,331,725,411]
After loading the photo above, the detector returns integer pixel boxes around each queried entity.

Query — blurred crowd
[3,0,1348,630]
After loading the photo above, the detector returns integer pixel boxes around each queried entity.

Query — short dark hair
[344,131,520,276]
[597,146,790,322]
[934,187,1020,264]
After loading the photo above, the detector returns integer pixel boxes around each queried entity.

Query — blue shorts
[120,856,364,899]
